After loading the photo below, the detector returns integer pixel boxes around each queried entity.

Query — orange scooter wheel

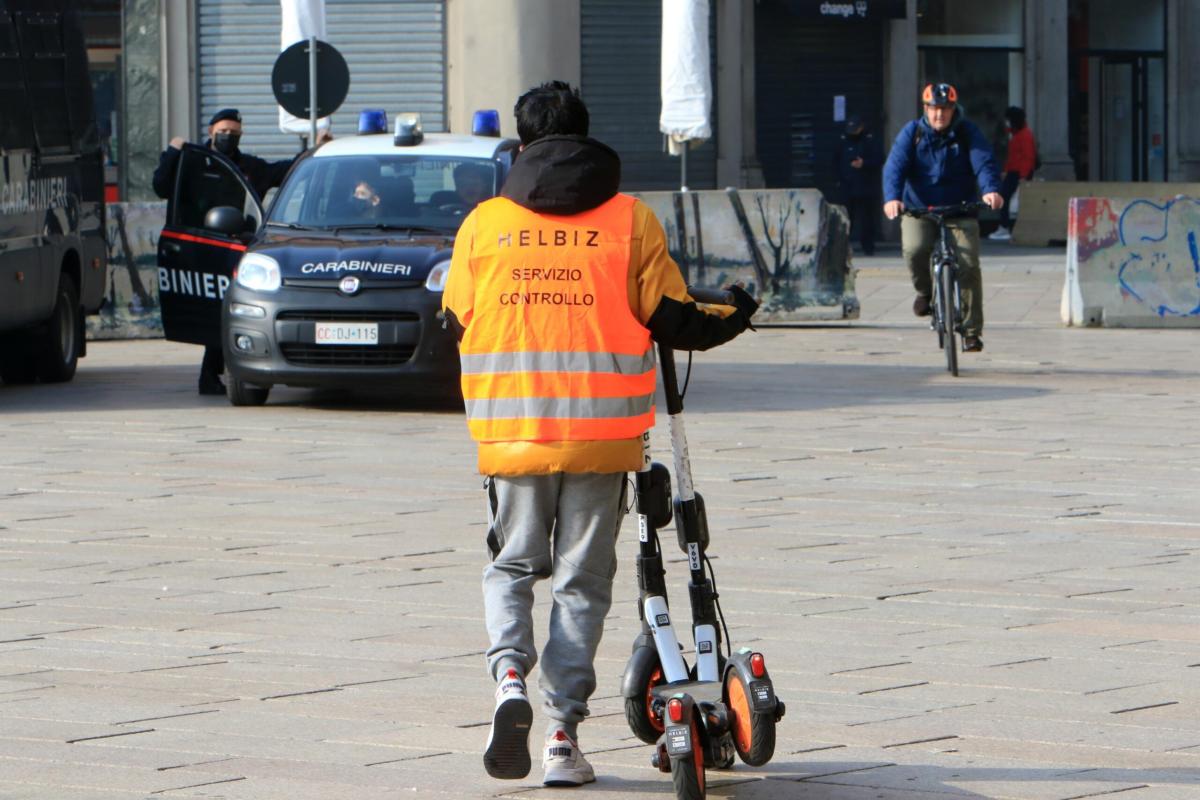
[723,669,776,766]
[670,713,706,800]
[624,664,665,744]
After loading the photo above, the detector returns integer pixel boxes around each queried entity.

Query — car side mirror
[204,205,246,237]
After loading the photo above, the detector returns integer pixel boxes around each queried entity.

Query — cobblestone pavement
[1,245,1197,799]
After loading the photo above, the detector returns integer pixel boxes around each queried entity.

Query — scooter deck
[650,679,724,705]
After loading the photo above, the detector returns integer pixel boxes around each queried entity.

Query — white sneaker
[542,730,596,786]
[988,228,1012,241]
[484,669,532,780]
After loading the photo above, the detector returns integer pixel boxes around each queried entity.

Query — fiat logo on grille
[339,275,361,295]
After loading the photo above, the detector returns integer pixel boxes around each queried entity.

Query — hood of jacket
[500,135,621,215]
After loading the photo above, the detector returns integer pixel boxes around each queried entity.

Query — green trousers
[901,215,983,336]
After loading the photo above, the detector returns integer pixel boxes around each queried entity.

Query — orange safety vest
[459,194,655,443]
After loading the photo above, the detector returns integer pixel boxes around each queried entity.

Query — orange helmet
[922,83,958,107]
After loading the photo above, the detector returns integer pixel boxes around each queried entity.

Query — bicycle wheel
[929,254,944,350]
[940,261,958,376]
[623,661,665,744]
[670,714,706,800]
[724,668,776,767]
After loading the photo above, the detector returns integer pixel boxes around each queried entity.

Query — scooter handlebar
[687,286,736,306]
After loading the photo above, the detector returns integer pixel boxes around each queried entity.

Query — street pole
[308,36,318,148]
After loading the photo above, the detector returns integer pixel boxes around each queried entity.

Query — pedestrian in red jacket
[990,106,1037,240]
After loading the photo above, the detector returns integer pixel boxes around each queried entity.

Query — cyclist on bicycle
[882,83,1003,352]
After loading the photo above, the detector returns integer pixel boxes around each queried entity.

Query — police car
[161,110,517,405]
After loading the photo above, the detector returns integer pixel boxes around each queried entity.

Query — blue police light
[472,109,501,137]
[358,109,388,135]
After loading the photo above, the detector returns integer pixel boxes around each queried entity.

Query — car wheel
[35,274,81,383]
[227,376,270,406]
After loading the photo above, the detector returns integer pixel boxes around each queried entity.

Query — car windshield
[268,154,498,232]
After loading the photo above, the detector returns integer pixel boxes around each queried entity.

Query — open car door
[157,143,263,345]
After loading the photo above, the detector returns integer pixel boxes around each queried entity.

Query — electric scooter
[620,287,785,800]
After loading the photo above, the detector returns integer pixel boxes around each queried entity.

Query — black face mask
[213,132,240,156]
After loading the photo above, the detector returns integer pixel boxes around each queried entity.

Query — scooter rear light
[750,652,766,678]
[667,698,684,723]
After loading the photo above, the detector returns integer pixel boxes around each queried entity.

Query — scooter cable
[679,351,694,399]
[704,553,733,658]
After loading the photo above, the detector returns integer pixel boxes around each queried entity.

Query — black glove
[726,284,759,330]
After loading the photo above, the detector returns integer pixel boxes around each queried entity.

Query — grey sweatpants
[483,472,627,733]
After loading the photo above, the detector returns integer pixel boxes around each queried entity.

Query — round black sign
[271,39,350,120]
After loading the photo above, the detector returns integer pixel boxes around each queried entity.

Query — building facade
[98,0,1200,203]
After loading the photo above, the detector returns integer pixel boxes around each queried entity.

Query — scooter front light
[667,698,684,723]
[750,652,765,678]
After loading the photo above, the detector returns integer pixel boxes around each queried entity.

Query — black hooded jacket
[152,141,296,202]
[448,134,756,350]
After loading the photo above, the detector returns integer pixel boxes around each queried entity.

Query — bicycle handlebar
[901,201,990,219]
[687,286,736,306]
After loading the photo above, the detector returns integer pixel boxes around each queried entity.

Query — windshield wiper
[331,223,454,237]
[265,221,329,231]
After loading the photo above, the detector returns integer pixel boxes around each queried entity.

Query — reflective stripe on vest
[458,193,654,443]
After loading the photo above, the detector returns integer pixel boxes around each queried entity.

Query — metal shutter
[197,0,444,161]
[755,1,883,196]
[581,0,716,191]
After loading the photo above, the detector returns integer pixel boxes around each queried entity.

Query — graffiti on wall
[634,188,858,322]
[87,202,167,340]
[1067,195,1200,323]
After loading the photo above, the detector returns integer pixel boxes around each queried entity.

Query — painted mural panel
[634,188,858,322]
[87,202,166,339]
[1063,195,1200,327]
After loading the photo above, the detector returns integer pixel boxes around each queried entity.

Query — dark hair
[1005,105,1027,130]
[514,81,589,145]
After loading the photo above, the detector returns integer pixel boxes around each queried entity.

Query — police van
[0,0,107,385]
[158,110,518,405]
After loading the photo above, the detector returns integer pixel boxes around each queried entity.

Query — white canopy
[659,0,712,144]
[279,0,331,135]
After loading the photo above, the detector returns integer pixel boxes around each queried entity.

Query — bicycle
[901,201,988,377]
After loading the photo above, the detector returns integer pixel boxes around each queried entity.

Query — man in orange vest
[442,81,758,786]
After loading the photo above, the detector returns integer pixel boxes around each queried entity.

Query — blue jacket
[882,112,1001,208]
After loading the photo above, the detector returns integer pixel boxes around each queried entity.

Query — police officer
[833,115,883,256]
[442,81,757,786]
[152,109,330,394]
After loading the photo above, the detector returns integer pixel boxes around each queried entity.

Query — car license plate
[314,322,378,345]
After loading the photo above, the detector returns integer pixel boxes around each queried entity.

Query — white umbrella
[660,0,711,189]
[279,0,331,139]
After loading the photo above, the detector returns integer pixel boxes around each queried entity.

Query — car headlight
[425,261,450,292]
[235,253,281,292]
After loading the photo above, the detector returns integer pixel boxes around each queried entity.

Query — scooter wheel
[624,664,665,744]
[723,669,776,767]
[670,713,706,800]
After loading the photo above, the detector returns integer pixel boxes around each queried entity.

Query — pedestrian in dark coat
[151,108,327,395]
[833,116,883,255]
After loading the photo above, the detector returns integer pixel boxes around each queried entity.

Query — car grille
[280,343,416,366]
[277,310,420,322]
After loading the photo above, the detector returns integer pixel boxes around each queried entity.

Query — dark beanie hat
[209,108,242,126]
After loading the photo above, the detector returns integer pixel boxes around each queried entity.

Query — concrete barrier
[87,201,167,340]
[634,188,857,322]
[1061,195,1200,327]
[1013,181,1200,246]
